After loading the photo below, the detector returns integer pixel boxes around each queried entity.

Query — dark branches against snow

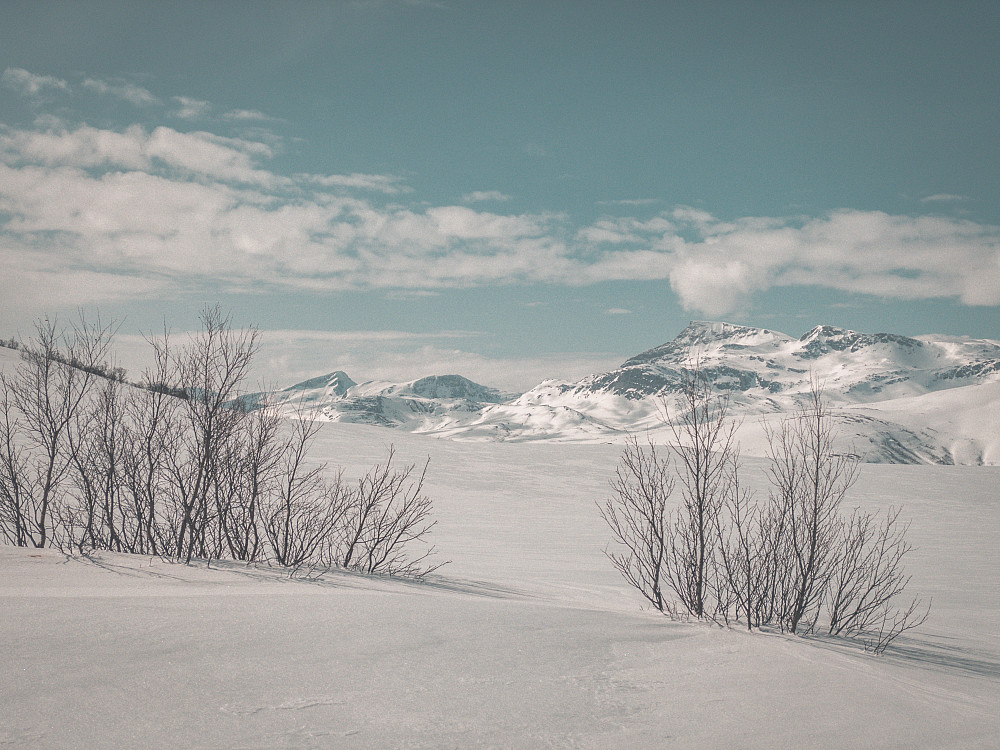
[0,307,445,581]
[599,367,929,655]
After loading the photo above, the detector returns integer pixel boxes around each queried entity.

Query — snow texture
[2,421,998,748]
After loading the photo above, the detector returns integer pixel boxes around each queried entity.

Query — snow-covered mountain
[269,321,1000,464]
[266,371,509,428]
[436,321,1000,463]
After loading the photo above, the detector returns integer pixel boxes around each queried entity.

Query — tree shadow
[803,629,1000,679]
[71,550,532,601]
[879,632,1000,679]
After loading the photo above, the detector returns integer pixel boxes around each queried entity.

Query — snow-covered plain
[2,421,998,749]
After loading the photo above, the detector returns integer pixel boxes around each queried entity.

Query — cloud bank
[2,70,998,319]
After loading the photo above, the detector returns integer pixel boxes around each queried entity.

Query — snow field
[2,420,998,748]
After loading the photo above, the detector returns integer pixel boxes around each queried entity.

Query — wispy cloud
[596,198,661,207]
[172,96,212,119]
[223,108,280,123]
[0,123,282,186]
[604,308,632,315]
[920,193,969,204]
[462,190,511,203]
[658,208,1000,315]
[2,73,998,322]
[299,172,412,194]
[2,68,70,97]
[83,78,159,106]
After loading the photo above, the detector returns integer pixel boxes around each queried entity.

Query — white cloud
[920,194,968,204]
[0,123,282,186]
[83,78,159,106]
[299,172,411,194]
[595,198,660,207]
[172,96,212,119]
[223,108,278,122]
[661,209,1000,313]
[2,68,69,96]
[462,190,511,203]
[1,115,998,319]
[604,308,632,315]
[576,216,675,245]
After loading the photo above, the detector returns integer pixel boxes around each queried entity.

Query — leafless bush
[333,447,445,578]
[0,315,116,547]
[61,377,130,553]
[1,308,447,581]
[827,507,930,653]
[661,366,739,619]
[168,306,260,563]
[763,385,859,633]
[715,464,767,629]
[600,370,928,654]
[263,414,348,568]
[118,337,183,556]
[598,434,673,613]
[214,403,282,562]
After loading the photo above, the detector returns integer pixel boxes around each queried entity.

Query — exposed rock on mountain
[257,321,1000,464]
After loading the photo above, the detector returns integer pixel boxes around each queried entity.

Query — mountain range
[266,321,1000,465]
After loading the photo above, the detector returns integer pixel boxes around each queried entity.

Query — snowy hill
[442,322,1000,463]
[264,371,509,429]
[266,322,1000,464]
[553,320,1000,405]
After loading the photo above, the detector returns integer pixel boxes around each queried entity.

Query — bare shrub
[118,337,183,556]
[166,306,260,562]
[600,369,929,654]
[763,385,859,633]
[715,464,766,629]
[334,447,445,578]
[598,434,673,613]
[827,507,930,653]
[0,315,116,547]
[1,308,447,581]
[661,366,739,619]
[263,414,348,568]
[215,403,282,562]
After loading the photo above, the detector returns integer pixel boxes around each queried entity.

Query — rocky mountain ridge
[267,321,1000,464]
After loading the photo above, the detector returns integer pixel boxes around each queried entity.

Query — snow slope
[229,322,1000,464]
[261,371,510,430]
[2,423,998,748]
[420,323,1000,463]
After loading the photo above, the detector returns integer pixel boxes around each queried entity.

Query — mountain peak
[799,324,855,342]
[408,374,504,402]
[796,326,924,359]
[623,322,790,367]
[283,370,356,396]
[676,321,780,345]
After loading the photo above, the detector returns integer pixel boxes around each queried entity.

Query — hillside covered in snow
[3,426,998,748]
[264,322,1000,465]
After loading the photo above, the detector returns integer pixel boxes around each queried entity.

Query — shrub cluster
[600,370,929,654]
[0,309,443,578]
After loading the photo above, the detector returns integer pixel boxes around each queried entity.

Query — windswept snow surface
[2,422,998,749]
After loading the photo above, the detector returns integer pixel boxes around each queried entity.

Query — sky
[1,0,998,391]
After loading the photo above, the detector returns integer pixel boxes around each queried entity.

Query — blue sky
[1,1,998,390]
